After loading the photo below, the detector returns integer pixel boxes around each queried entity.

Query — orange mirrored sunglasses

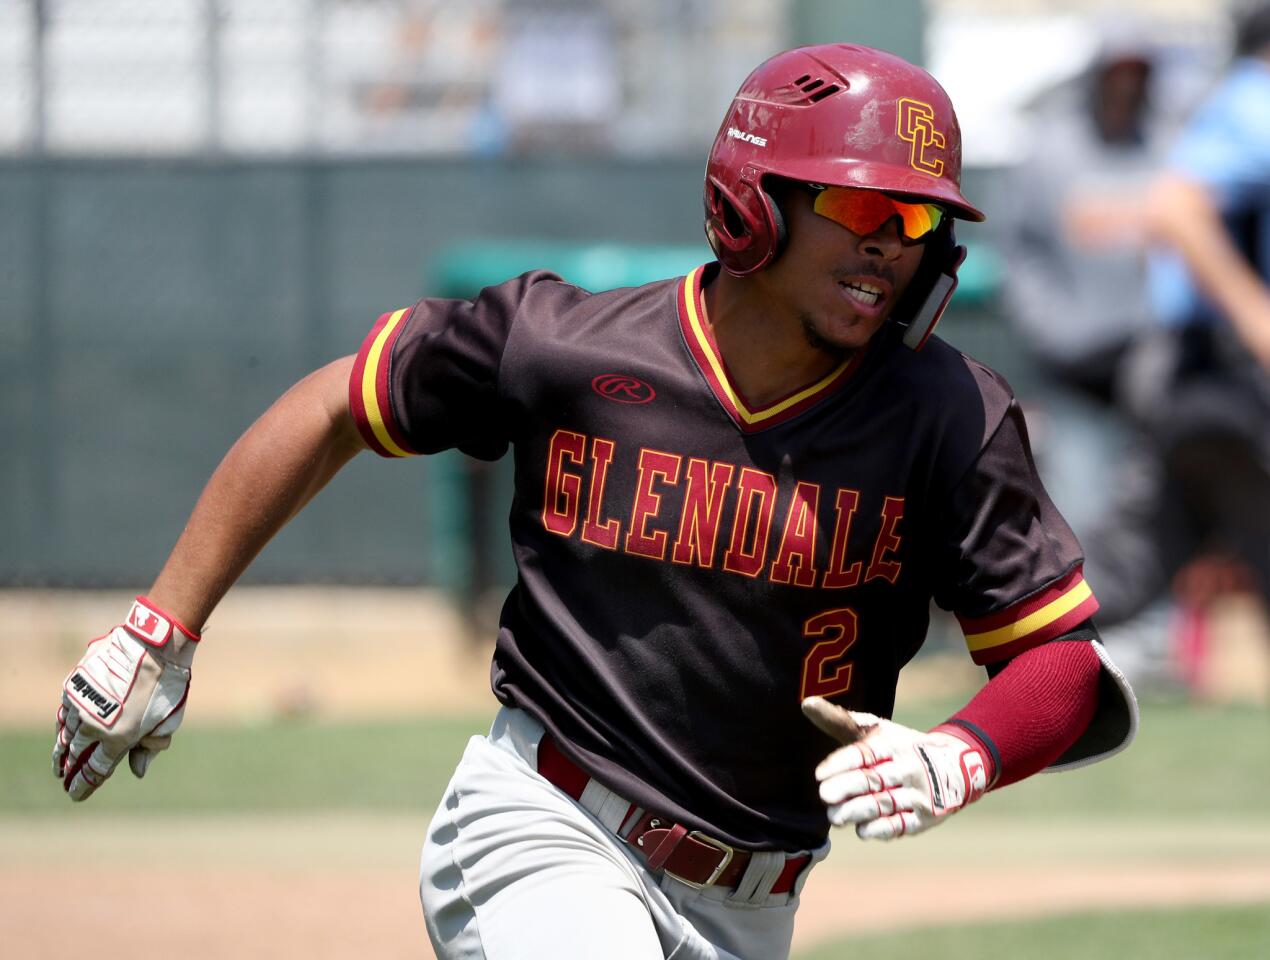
[809,184,944,243]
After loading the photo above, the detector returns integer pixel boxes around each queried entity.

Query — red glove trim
[125,596,201,647]
[931,722,998,788]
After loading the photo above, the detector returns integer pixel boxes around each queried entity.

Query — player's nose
[857,217,906,261]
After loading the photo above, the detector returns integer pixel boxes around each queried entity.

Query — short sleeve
[348,270,563,460]
[931,401,1100,665]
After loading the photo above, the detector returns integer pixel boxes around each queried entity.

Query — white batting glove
[53,597,199,801]
[804,697,990,841]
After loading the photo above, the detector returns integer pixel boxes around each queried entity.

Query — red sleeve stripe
[349,307,418,458]
[959,567,1100,665]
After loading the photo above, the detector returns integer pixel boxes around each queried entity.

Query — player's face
[762,185,929,354]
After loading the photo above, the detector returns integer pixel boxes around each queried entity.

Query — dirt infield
[5,814,1270,959]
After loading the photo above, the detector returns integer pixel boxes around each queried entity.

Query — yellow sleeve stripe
[965,578,1094,653]
[361,307,414,458]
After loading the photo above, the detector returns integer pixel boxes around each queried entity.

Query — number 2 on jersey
[800,607,858,699]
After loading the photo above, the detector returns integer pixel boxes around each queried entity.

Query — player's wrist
[120,596,200,666]
[923,725,990,814]
[135,586,205,639]
[930,722,998,788]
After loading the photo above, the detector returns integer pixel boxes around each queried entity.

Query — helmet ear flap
[705,176,758,253]
[704,175,781,275]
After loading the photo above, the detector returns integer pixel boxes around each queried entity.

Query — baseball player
[53,45,1137,960]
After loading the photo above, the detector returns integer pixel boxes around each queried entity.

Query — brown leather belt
[537,734,810,894]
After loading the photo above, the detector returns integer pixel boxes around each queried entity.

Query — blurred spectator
[1081,3,1270,683]
[492,7,619,153]
[1000,27,1164,406]
[996,23,1167,550]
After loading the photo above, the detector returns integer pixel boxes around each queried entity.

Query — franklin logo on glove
[67,673,120,722]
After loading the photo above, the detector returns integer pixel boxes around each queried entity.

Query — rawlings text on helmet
[726,127,767,148]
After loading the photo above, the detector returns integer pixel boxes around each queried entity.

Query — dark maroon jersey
[349,263,1098,850]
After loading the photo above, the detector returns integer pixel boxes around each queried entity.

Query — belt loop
[791,841,830,898]
[617,805,646,839]
[580,778,636,835]
[727,850,787,905]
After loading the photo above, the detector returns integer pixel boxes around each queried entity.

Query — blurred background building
[1,0,1263,698]
[0,0,1227,159]
[0,0,782,157]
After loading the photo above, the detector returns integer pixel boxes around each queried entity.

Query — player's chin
[812,307,889,352]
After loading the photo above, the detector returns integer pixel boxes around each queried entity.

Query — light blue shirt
[1147,58,1270,327]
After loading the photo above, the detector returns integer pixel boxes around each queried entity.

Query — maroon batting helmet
[705,43,983,276]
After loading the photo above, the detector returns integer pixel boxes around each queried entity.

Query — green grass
[795,904,1270,960]
[2,710,494,814]
[3,699,1268,817]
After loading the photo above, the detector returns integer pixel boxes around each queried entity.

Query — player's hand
[52,597,199,801]
[802,697,988,840]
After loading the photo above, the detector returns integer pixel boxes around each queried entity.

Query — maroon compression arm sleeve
[933,640,1101,789]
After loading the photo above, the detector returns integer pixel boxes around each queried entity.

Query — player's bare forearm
[147,355,365,631]
[52,356,364,801]
[1149,174,1270,368]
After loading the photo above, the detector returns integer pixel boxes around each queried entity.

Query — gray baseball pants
[419,706,827,959]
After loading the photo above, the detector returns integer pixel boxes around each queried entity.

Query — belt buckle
[664,831,735,889]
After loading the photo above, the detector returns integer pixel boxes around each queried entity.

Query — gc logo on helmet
[703,44,984,350]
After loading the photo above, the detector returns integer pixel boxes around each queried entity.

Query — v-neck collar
[676,264,865,434]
